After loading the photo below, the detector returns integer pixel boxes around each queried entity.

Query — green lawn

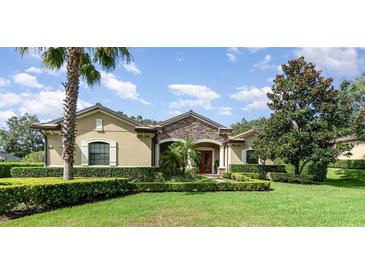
[1,168,365,226]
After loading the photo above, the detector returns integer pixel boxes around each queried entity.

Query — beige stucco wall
[228,134,273,165]
[338,141,365,160]
[46,111,154,167]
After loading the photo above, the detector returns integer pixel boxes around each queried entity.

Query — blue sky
[1,47,365,128]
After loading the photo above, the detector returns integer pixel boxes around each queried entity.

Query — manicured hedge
[129,181,270,192]
[10,167,158,181]
[329,160,365,169]
[267,172,317,184]
[0,162,43,178]
[229,164,286,179]
[0,178,129,214]
[222,172,232,179]
[0,178,270,214]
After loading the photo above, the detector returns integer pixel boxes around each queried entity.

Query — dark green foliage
[128,114,160,125]
[0,178,129,214]
[128,181,270,193]
[229,164,286,179]
[0,114,44,158]
[230,117,266,135]
[267,172,316,184]
[10,167,158,181]
[329,160,365,169]
[257,57,355,180]
[0,162,43,178]
[222,172,231,179]
[0,178,270,214]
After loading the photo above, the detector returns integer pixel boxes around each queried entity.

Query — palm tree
[163,137,200,174]
[17,48,131,180]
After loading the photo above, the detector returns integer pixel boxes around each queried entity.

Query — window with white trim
[88,142,110,165]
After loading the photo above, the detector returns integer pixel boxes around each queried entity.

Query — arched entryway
[156,138,226,174]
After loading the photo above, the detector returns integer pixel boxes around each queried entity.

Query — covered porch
[154,138,239,174]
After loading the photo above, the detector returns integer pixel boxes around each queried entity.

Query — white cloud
[0,92,22,108]
[25,65,66,76]
[0,110,16,128]
[168,84,220,110]
[230,86,271,112]
[0,77,10,87]
[25,66,43,74]
[101,72,149,105]
[295,47,360,76]
[168,110,182,115]
[226,47,241,62]
[217,106,232,116]
[230,86,271,101]
[12,72,44,88]
[246,47,265,53]
[253,54,273,70]
[122,62,141,75]
[241,100,268,111]
[0,90,92,118]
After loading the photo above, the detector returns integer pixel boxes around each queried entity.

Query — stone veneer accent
[159,116,228,143]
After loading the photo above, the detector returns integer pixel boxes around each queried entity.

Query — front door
[198,150,212,173]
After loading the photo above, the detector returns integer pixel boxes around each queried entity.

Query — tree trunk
[62,47,82,180]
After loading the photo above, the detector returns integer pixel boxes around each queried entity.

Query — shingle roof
[159,109,231,129]
[0,152,21,162]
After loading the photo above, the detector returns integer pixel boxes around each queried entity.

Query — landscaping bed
[10,166,158,181]
[0,177,270,217]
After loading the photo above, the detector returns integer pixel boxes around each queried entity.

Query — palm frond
[16,47,46,56]
[91,47,132,71]
[80,52,101,86]
[42,47,67,69]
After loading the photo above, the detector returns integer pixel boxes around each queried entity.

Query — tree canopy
[0,114,44,158]
[255,57,354,180]
[230,117,266,135]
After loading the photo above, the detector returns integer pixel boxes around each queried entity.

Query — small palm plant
[160,137,200,177]
[17,47,131,179]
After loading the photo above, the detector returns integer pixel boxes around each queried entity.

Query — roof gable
[160,110,231,129]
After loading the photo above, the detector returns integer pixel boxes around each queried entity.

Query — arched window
[246,149,258,164]
[88,142,110,165]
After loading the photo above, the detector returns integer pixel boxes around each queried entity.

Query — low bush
[0,162,43,178]
[10,167,158,182]
[231,173,251,182]
[329,160,365,169]
[229,164,286,179]
[22,151,44,163]
[0,178,129,214]
[129,180,270,192]
[267,172,317,184]
[222,172,231,179]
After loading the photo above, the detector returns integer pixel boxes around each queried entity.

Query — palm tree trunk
[62,47,82,180]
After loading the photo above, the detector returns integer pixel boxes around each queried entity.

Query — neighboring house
[32,103,261,174]
[336,135,365,160]
[0,152,21,162]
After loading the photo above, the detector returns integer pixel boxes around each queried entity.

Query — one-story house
[32,103,261,174]
[32,103,365,174]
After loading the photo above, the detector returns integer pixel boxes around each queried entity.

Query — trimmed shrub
[10,167,158,182]
[22,151,43,163]
[0,178,270,214]
[231,173,251,182]
[0,178,129,214]
[229,164,286,179]
[0,162,43,178]
[128,181,270,192]
[236,172,261,180]
[267,172,316,184]
[222,172,231,179]
[329,160,365,169]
